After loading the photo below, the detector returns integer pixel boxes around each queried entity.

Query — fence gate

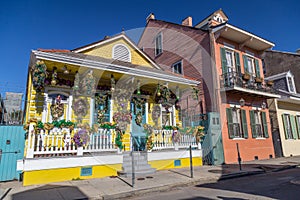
[0,126,25,181]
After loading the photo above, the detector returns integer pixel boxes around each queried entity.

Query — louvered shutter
[295,116,300,139]
[261,112,269,138]
[250,110,257,138]
[290,115,298,139]
[255,59,261,78]
[243,55,249,74]
[113,45,130,62]
[226,108,234,139]
[282,114,289,139]
[235,52,241,75]
[220,47,227,75]
[241,109,248,138]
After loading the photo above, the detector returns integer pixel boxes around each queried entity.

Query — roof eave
[32,50,199,86]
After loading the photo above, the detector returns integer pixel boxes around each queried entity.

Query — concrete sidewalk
[1,156,300,200]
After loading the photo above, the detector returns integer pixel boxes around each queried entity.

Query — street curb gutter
[0,188,11,200]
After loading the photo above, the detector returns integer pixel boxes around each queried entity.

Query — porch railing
[220,72,277,94]
[26,124,117,158]
[152,130,198,150]
[25,124,200,158]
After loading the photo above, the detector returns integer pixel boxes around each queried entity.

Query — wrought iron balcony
[220,72,278,96]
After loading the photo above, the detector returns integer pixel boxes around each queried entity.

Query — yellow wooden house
[21,34,203,186]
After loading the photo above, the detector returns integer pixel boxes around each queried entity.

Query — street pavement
[128,167,300,200]
[1,156,300,200]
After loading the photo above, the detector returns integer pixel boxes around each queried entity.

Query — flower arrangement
[193,126,205,144]
[113,111,132,132]
[31,61,47,92]
[73,129,89,147]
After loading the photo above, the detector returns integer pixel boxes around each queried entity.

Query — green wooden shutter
[255,59,261,78]
[250,110,257,138]
[261,112,269,138]
[295,116,300,139]
[235,52,241,74]
[243,55,249,74]
[226,108,234,139]
[282,114,289,139]
[290,115,298,139]
[241,109,248,139]
[220,47,228,75]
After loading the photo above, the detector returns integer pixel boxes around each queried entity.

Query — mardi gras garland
[31,61,47,92]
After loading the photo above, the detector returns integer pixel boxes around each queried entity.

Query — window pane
[288,77,295,93]
[226,51,233,67]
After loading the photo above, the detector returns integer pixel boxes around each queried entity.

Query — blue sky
[0,0,299,94]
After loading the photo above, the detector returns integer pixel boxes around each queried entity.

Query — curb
[100,178,218,200]
[0,188,11,200]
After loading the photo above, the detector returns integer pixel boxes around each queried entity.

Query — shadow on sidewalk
[11,185,88,200]
[196,163,300,200]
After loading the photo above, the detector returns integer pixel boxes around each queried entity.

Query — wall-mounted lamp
[239,98,245,107]
[111,74,115,92]
[261,101,267,109]
[62,65,69,74]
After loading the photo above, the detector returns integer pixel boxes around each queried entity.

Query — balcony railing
[220,72,277,94]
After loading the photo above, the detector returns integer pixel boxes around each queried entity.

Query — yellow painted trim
[23,164,122,186]
[23,157,202,186]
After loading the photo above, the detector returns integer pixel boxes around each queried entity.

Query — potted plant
[242,73,251,81]
[267,80,274,86]
[255,77,263,83]
[73,129,89,156]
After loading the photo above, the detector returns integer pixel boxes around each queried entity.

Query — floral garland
[31,61,47,92]
[24,118,75,132]
[73,129,89,147]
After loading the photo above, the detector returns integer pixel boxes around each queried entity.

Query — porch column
[68,95,73,121]
[41,93,48,123]
[172,105,176,126]
[90,98,95,126]
[110,99,114,122]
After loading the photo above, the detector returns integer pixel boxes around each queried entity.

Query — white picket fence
[25,124,199,158]
[152,130,198,150]
[26,124,117,158]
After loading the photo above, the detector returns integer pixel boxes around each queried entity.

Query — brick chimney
[146,13,155,23]
[182,16,192,27]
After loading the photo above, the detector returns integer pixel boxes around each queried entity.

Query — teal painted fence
[0,126,25,181]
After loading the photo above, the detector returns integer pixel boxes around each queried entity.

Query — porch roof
[32,50,200,86]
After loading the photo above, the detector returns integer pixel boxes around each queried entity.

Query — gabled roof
[194,9,229,29]
[72,34,161,70]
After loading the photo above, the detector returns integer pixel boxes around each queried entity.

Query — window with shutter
[220,47,227,75]
[235,52,241,75]
[282,114,293,139]
[112,44,131,62]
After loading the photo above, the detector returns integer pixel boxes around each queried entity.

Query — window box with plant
[242,73,251,81]
[255,77,263,83]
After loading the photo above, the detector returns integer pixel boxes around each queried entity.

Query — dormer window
[112,44,131,62]
[172,61,183,74]
[286,72,296,94]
